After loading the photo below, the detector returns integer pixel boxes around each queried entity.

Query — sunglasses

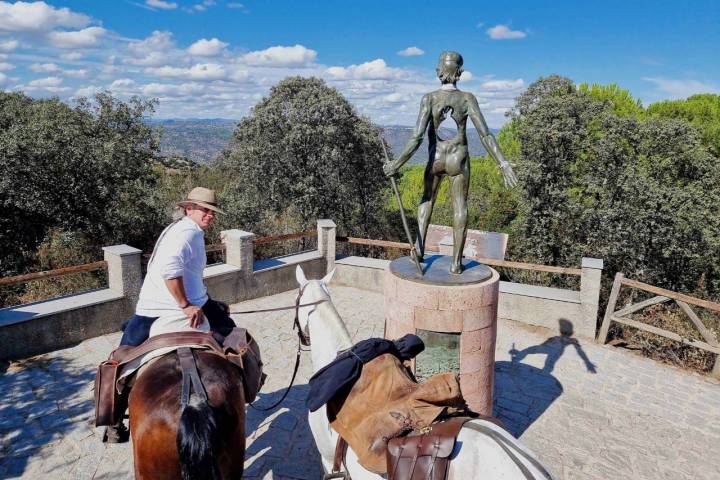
[192,206,216,215]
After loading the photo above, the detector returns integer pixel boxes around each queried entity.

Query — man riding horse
[105,187,238,442]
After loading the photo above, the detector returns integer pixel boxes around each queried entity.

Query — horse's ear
[321,268,335,285]
[296,265,308,287]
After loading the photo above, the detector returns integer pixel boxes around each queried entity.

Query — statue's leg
[416,171,443,261]
[450,168,469,274]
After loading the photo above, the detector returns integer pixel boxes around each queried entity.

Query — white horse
[295,266,555,480]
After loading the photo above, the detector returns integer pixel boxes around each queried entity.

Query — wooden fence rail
[149,229,319,258]
[0,261,108,287]
[336,236,582,276]
[597,272,720,378]
[2,231,580,289]
[2,229,320,286]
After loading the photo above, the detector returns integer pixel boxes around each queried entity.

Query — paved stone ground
[1,285,719,479]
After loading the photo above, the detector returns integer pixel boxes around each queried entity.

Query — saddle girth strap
[177,347,208,409]
[322,436,350,480]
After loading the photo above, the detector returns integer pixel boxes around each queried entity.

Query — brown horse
[129,350,246,480]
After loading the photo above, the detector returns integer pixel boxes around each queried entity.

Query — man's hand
[500,162,518,188]
[182,305,205,328]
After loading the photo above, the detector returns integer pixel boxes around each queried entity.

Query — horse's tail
[176,395,221,480]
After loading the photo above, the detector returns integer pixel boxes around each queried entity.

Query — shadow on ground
[0,355,97,478]
[493,319,597,437]
[243,384,324,479]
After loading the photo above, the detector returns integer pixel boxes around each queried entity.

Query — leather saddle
[326,353,467,474]
[94,328,265,426]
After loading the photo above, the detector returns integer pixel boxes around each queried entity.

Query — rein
[248,284,323,411]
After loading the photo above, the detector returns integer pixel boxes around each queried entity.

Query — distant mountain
[148,118,237,164]
[149,119,498,165]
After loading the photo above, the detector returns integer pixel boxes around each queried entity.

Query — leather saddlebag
[94,360,121,427]
[386,417,471,480]
[222,327,266,403]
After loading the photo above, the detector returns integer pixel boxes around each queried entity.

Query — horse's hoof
[103,424,130,443]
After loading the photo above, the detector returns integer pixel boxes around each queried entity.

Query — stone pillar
[221,229,255,276]
[384,267,500,416]
[102,244,142,300]
[580,257,604,339]
[317,219,336,274]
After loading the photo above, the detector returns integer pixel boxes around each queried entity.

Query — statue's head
[436,51,464,84]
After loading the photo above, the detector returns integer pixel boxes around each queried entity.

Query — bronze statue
[383,51,517,274]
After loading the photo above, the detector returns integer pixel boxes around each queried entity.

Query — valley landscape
[152,118,491,165]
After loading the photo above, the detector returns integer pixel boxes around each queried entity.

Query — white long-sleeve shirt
[135,217,209,317]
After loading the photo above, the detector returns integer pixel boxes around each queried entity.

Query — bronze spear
[380,135,423,275]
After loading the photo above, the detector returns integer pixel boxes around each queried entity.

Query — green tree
[510,76,720,296]
[215,77,389,238]
[578,82,644,117]
[0,91,162,276]
[646,94,720,156]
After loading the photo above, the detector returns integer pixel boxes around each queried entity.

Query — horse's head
[295,265,335,340]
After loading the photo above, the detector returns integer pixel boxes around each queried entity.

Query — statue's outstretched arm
[383,95,431,177]
[468,94,518,188]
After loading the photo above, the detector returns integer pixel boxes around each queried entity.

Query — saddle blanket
[307,334,424,412]
[116,312,210,391]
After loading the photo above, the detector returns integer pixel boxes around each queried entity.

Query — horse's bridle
[238,283,326,410]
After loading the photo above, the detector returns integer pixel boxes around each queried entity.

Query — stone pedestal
[384,255,500,415]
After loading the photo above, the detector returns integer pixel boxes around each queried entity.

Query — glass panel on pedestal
[414,329,460,382]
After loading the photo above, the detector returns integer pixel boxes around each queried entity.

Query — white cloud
[28,76,62,87]
[0,38,18,51]
[187,63,226,80]
[326,59,408,81]
[460,71,473,81]
[60,51,83,61]
[486,24,527,40]
[0,72,7,83]
[145,0,177,10]
[480,79,524,90]
[0,1,90,32]
[242,45,317,67]
[188,38,227,56]
[74,85,101,97]
[129,30,174,55]
[397,46,424,57]
[125,31,178,66]
[109,78,136,89]
[643,77,718,98]
[144,65,186,77]
[47,26,106,48]
[124,51,169,67]
[63,68,87,78]
[141,81,205,97]
[145,63,227,81]
[30,62,60,72]
[0,61,13,71]
[227,2,244,8]
[44,86,70,93]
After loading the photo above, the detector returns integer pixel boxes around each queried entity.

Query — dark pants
[119,298,235,346]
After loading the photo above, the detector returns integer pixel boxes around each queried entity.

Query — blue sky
[0,0,718,126]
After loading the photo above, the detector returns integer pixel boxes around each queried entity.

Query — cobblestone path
[1,285,719,479]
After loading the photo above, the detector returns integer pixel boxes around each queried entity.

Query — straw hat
[177,187,224,214]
